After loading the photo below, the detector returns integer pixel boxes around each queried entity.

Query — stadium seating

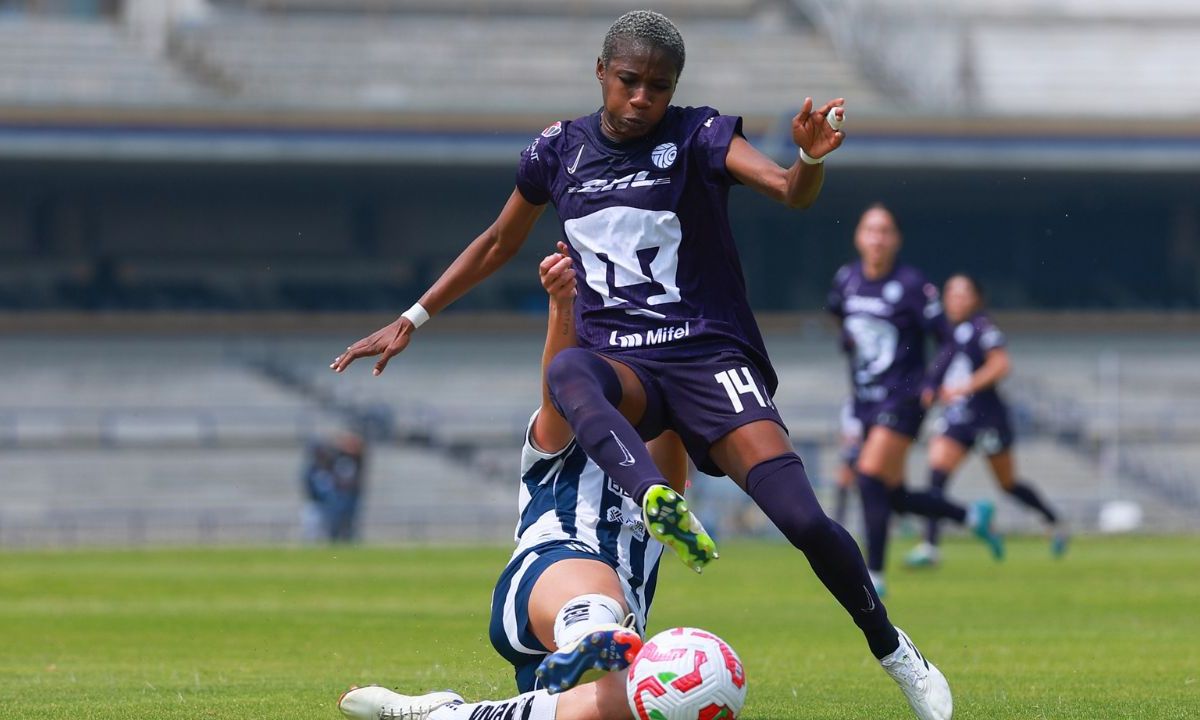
[798,0,1200,116]
[3,329,1197,546]
[169,11,885,124]
[0,16,204,107]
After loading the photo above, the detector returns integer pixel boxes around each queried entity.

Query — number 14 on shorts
[714,367,774,413]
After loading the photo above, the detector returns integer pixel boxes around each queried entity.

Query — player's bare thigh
[527,558,628,651]
[986,449,1017,490]
[857,425,912,486]
[707,420,795,489]
[928,434,969,475]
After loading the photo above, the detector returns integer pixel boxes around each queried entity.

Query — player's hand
[921,388,936,409]
[939,385,968,404]
[539,241,576,305]
[330,316,415,376]
[792,97,845,160]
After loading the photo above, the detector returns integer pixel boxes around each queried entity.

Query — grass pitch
[1,536,1197,719]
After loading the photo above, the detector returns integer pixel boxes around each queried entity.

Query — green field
[2,537,1197,719]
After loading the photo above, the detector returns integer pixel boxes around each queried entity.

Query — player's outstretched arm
[726,97,845,209]
[331,189,545,375]
[530,241,578,453]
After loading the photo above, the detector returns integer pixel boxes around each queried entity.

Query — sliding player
[908,274,1067,566]
[333,12,951,719]
[339,247,687,720]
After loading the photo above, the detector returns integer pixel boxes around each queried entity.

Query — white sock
[552,593,625,649]
[428,689,558,720]
[965,504,980,529]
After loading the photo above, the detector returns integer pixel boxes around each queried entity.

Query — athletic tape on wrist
[798,147,825,165]
[401,302,430,330]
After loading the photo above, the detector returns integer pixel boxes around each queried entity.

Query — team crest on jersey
[651,142,677,169]
[883,280,903,304]
[541,121,563,138]
[954,321,975,344]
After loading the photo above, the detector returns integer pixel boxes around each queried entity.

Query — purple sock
[546,348,664,504]
[747,454,898,659]
[891,485,968,524]
[925,469,950,545]
[857,473,892,573]
[1007,480,1059,524]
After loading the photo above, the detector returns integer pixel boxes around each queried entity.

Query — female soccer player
[827,204,1004,596]
[907,274,1067,567]
[339,247,688,720]
[333,11,951,719]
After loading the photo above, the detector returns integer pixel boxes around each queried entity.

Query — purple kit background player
[910,273,1067,567]
[827,204,1003,594]
[332,12,951,719]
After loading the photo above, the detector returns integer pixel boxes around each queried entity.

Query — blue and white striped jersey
[512,411,664,625]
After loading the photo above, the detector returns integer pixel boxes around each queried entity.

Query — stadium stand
[0,15,205,107]
[798,0,1200,116]
[3,328,1197,546]
[170,5,886,124]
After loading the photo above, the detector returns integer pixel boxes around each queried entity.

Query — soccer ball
[626,627,747,720]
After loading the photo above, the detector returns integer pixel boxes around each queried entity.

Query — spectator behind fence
[300,432,366,543]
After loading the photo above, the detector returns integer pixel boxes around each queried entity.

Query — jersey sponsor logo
[606,476,632,499]
[541,121,563,138]
[651,142,677,169]
[844,295,893,316]
[525,138,540,162]
[609,321,690,348]
[566,143,585,174]
[606,506,648,541]
[883,280,903,304]
[567,170,670,194]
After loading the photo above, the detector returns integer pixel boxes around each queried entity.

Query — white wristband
[401,302,430,330]
[798,147,825,165]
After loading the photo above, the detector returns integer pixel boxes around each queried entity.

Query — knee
[545,347,589,393]
[785,511,838,552]
[546,349,619,406]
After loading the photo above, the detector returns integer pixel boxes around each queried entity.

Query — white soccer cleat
[337,685,464,720]
[905,542,941,568]
[880,628,953,720]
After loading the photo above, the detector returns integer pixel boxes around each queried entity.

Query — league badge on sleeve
[542,121,564,138]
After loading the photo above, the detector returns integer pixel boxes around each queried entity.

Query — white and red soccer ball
[626,627,747,720]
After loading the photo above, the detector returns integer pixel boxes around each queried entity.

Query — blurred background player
[833,398,863,527]
[827,204,1004,596]
[331,12,952,718]
[339,246,689,720]
[909,274,1068,567]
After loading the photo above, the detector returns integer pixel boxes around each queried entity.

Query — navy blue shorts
[489,540,646,694]
[853,395,926,440]
[606,347,788,476]
[936,406,1015,456]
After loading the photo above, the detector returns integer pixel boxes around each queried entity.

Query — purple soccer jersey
[927,312,1009,423]
[515,106,777,394]
[827,261,947,404]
